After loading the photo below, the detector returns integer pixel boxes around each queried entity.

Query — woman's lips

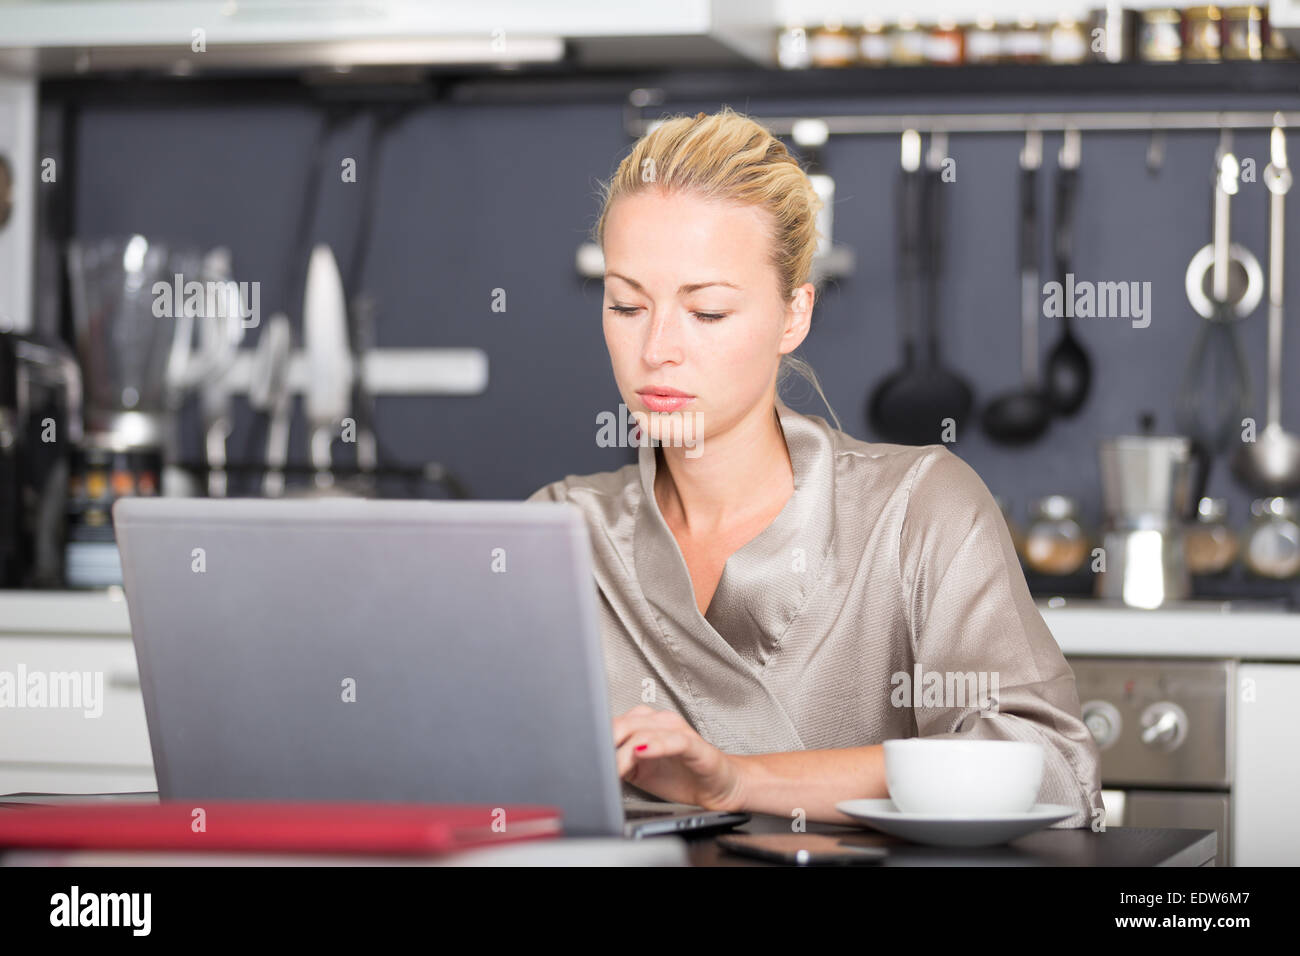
[637,391,695,413]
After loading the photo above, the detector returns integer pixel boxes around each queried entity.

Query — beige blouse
[527,396,1104,827]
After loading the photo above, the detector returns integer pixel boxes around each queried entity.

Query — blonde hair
[593,105,842,432]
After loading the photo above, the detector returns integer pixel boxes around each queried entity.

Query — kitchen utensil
[1183,129,1263,323]
[234,108,352,473]
[866,130,925,441]
[1241,496,1300,578]
[302,244,354,491]
[1099,414,1196,520]
[1176,133,1255,515]
[1022,494,1090,575]
[867,130,972,445]
[1184,496,1239,575]
[248,313,292,497]
[917,131,974,435]
[982,130,1052,445]
[0,331,82,587]
[68,235,203,447]
[1231,122,1300,496]
[1096,416,1195,608]
[348,294,379,474]
[197,248,243,498]
[1043,129,1093,415]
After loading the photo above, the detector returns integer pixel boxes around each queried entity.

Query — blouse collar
[632,395,837,671]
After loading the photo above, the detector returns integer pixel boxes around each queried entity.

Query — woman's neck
[653,401,794,537]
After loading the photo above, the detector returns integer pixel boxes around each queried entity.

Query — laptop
[111,496,749,840]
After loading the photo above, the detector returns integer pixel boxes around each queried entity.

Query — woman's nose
[641,309,684,366]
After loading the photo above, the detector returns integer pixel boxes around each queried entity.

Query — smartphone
[717,833,888,866]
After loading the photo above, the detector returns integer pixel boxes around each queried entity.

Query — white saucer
[835,799,1076,847]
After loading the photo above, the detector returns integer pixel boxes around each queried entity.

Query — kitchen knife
[249,313,292,497]
[302,244,353,488]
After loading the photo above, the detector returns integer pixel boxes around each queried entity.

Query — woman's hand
[612,705,748,812]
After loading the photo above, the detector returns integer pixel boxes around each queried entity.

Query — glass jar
[1242,497,1300,579]
[858,19,890,66]
[1003,16,1046,63]
[1264,10,1295,58]
[1047,17,1089,63]
[777,23,813,70]
[891,15,927,65]
[1139,8,1184,61]
[965,16,1002,64]
[1223,5,1264,59]
[1184,6,1224,61]
[809,20,858,68]
[1023,495,1091,575]
[1184,497,1239,575]
[925,18,964,65]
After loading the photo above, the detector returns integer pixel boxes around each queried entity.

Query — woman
[528,106,1103,828]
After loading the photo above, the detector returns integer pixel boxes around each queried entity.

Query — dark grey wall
[63,79,1300,596]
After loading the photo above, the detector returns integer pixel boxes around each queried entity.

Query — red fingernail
[635,744,648,752]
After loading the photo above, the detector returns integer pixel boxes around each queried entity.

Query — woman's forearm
[729,745,888,824]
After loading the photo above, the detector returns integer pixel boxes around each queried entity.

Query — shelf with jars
[778,5,1293,69]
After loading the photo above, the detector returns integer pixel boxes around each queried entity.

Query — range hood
[0,0,778,75]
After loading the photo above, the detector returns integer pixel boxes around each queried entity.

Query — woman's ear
[779,283,815,355]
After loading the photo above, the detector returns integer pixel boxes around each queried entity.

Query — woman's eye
[606,305,728,322]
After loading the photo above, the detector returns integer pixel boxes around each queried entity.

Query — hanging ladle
[982,129,1053,445]
[1043,128,1093,415]
[1231,120,1300,496]
[867,129,972,444]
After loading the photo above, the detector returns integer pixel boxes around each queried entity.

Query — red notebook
[0,802,563,856]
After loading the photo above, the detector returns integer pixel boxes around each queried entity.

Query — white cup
[883,738,1044,816]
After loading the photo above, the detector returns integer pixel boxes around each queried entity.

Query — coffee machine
[0,330,83,587]
[1096,423,1196,609]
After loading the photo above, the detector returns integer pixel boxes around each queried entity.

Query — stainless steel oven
[1067,657,1233,866]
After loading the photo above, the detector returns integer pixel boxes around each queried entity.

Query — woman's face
[601,188,813,448]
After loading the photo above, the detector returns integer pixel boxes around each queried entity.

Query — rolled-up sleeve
[898,446,1104,829]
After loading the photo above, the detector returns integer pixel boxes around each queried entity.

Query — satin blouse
[526,396,1104,827]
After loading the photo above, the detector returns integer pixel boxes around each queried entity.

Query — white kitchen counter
[1,589,1298,659]
[1037,598,1300,660]
[0,588,133,634]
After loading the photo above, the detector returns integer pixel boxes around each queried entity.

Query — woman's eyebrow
[605,272,741,294]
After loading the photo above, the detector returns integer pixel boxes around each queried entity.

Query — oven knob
[1139,701,1188,752]
[1081,700,1122,749]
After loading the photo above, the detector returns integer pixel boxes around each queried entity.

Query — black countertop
[681,812,1217,867]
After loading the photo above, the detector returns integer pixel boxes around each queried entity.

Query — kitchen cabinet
[0,0,775,73]
[0,590,154,796]
[1233,663,1300,866]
